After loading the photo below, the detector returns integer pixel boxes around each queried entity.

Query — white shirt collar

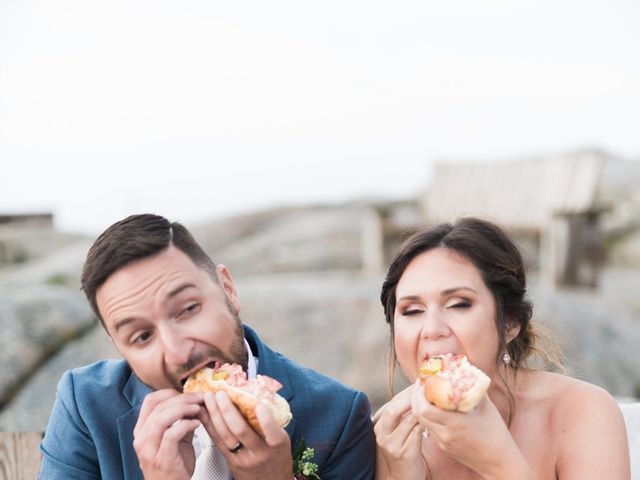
[245,338,258,380]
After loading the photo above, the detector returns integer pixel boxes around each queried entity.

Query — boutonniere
[292,438,321,479]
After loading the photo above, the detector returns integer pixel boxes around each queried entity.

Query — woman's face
[393,247,502,382]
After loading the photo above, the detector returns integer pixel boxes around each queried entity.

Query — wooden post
[0,432,44,480]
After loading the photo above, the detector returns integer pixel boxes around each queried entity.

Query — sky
[1,0,639,234]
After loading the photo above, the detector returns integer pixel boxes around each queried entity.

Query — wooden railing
[0,432,43,480]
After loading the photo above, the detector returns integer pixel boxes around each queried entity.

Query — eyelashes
[450,301,471,309]
[399,300,472,316]
[131,330,152,345]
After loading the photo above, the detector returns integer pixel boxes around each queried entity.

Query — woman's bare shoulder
[524,370,616,405]
[523,369,609,395]
[519,370,630,478]
[523,370,625,437]
[513,370,623,435]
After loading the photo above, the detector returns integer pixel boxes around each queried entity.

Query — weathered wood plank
[422,151,603,229]
[0,432,43,480]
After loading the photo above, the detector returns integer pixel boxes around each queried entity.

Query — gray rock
[2,202,640,434]
[210,207,365,276]
[0,239,92,289]
[0,285,95,408]
[2,267,640,432]
[531,273,640,398]
[236,271,389,407]
[0,323,119,431]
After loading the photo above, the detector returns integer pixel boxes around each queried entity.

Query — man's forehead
[107,247,203,283]
[98,258,206,317]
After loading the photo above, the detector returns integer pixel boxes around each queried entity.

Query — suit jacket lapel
[118,370,152,480]
[243,325,298,437]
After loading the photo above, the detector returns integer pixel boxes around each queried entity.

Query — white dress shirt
[191,339,258,479]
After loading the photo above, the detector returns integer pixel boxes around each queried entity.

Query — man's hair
[81,213,217,326]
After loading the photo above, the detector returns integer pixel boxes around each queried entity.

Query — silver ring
[229,442,243,454]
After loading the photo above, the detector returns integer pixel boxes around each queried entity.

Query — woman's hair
[380,217,564,404]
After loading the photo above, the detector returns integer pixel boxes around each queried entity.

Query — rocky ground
[1,201,639,433]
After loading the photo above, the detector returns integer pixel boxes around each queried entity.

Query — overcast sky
[1,0,639,234]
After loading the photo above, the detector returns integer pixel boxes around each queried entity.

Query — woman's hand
[411,382,532,480]
[374,385,427,480]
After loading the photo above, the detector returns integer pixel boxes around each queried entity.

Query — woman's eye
[182,303,200,316]
[449,300,471,309]
[402,309,423,316]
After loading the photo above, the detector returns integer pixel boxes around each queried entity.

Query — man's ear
[216,264,241,314]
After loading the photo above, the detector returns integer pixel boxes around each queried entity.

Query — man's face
[96,246,247,391]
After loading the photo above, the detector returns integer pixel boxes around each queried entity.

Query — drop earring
[502,351,511,366]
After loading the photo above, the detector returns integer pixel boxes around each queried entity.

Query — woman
[374,218,630,479]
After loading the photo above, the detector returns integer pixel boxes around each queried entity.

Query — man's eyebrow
[441,286,478,296]
[114,317,136,333]
[112,284,198,333]
[166,282,198,299]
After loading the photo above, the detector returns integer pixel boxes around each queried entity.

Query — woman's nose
[420,309,450,340]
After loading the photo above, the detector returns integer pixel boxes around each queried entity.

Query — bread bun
[184,364,292,437]
[418,353,490,412]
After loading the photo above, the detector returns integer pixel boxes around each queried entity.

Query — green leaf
[291,437,321,479]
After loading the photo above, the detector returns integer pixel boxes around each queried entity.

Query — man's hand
[133,389,203,480]
[201,391,293,480]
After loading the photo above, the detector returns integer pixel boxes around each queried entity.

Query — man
[39,214,375,479]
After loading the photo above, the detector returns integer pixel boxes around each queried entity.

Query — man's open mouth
[179,360,220,388]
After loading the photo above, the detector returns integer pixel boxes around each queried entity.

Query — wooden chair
[0,431,43,480]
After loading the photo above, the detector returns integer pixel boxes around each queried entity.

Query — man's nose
[159,325,193,366]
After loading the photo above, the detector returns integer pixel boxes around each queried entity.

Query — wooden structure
[421,150,607,287]
[360,200,422,273]
[0,432,43,480]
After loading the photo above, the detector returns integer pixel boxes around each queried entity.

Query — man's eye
[132,331,152,345]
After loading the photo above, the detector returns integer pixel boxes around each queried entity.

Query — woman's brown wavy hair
[380,217,564,422]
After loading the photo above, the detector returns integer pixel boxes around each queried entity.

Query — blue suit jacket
[39,326,375,479]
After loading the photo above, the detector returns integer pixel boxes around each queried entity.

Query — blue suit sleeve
[38,370,100,480]
[320,391,376,480]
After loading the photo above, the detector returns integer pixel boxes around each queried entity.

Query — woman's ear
[505,321,521,343]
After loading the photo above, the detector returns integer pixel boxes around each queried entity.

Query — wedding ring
[229,442,244,454]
